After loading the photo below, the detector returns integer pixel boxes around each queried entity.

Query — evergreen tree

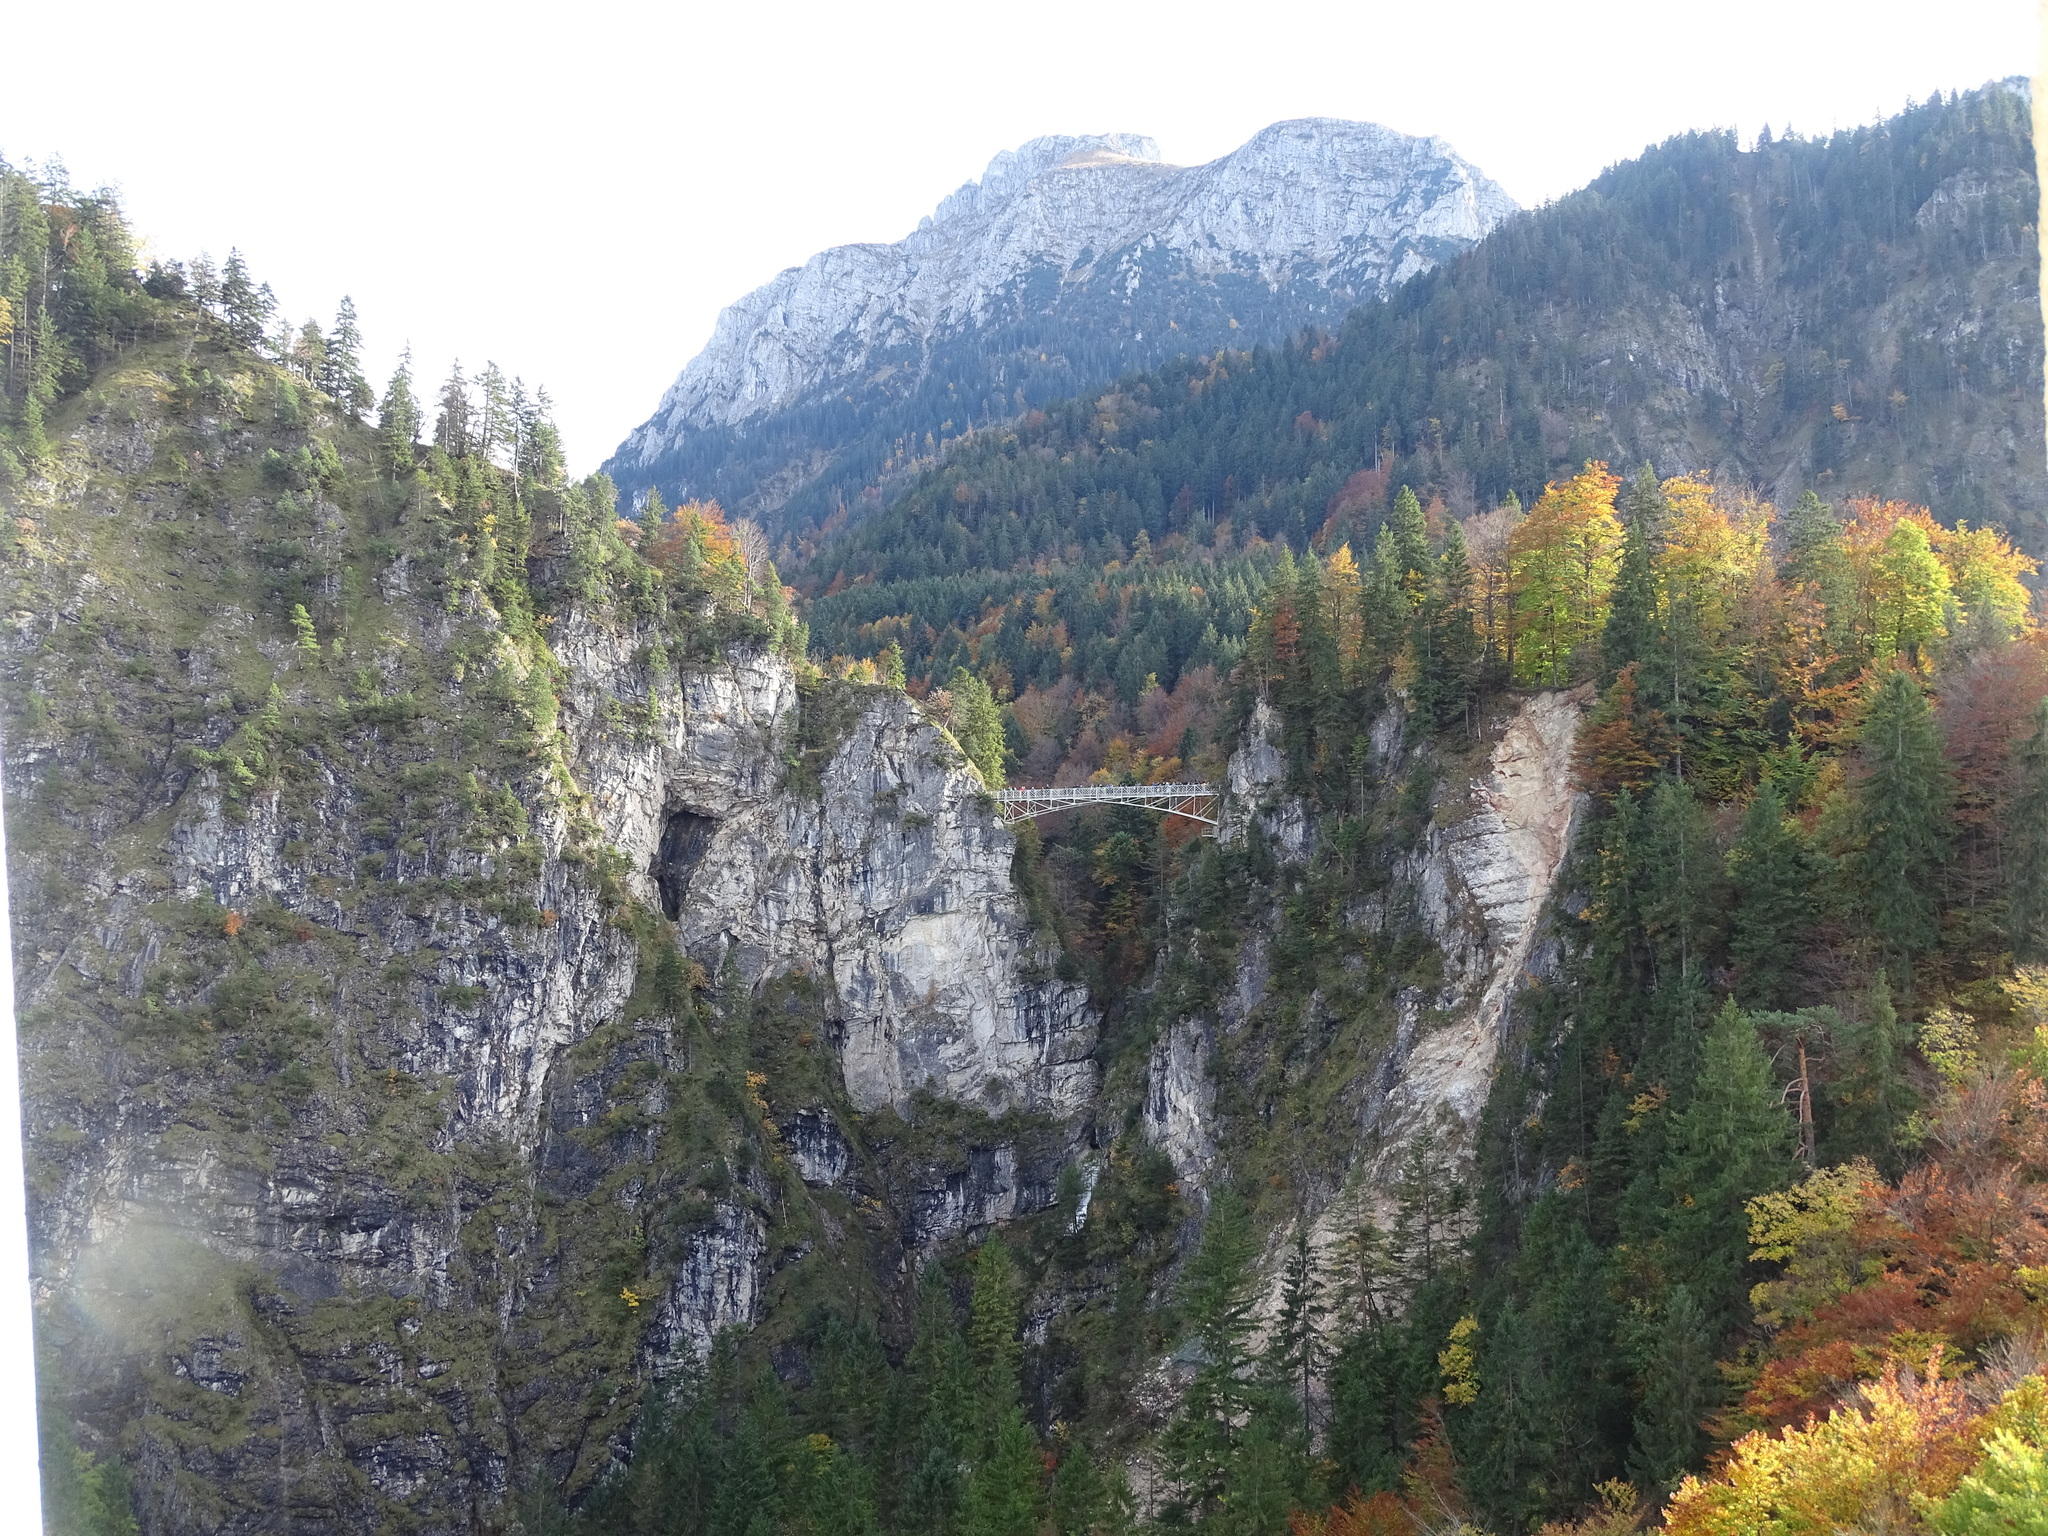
[1638,775,1723,1009]
[717,945,751,1041]
[1414,522,1481,732]
[434,360,472,456]
[1727,782,1816,1007]
[639,485,670,538]
[1846,667,1954,966]
[1602,464,1665,684]
[1627,1283,1717,1492]
[378,348,420,475]
[1388,485,1432,604]
[1832,969,1915,1172]
[960,1237,1041,1536]
[1391,1126,1467,1290]
[320,295,371,420]
[880,640,907,690]
[898,1268,973,1536]
[2008,699,2048,963]
[1162,1189,1260,1520]
[1267,1223,1327,1438]
[651,941,690,1023]
[948,668,1006,787]
[1642,999,1796,1331]
[219,248,265,345]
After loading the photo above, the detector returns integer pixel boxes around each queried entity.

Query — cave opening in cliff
[655,808,720,920]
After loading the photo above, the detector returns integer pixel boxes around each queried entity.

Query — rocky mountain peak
[926,132,1165,228]
[605,117,1516,526]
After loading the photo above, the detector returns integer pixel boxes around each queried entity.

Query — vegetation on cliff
[7,80,2048,1536]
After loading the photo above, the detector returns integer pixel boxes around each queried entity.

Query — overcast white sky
[0,0,2035,474]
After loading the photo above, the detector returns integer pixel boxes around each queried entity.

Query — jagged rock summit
[606,119,1517,531]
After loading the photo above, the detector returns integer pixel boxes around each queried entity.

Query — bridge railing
[994,782,1219,828]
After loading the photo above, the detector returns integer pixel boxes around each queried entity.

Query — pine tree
[378,348,420,475]
[1846,667,1954,966]
[1727,782,1815,1007]
[2007,699,2048,963]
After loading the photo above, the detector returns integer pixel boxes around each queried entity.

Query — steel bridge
[994,782,1219,830]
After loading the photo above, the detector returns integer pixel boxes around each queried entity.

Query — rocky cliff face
[1142,686,1587,1325]
[2,345,1094,1533]
[605,119,1515,531]
[556,632,1094,1118]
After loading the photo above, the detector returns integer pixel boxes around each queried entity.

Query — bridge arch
[993,782,1219,831]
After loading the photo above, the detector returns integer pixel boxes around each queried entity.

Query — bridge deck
[994,782,1219,828]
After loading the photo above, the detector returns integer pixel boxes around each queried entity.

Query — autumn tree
[1508,462,1622,686]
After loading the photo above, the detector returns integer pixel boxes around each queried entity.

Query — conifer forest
[5,76,2048,1536]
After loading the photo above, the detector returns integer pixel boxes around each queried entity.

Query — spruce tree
[219,248,264,345]
[2008,699,2048,963]
[960,1237,1041,1536]
[1645,999,1796,1330]
[377,349,420,475]
[639,485,669,539]
[899,1267,972,1536]
[1726,782,1815,1007]
[948,668,1006,787]
[1833,969,1915,1173]
[320,295,372,420]
[1268,1223,1327,1437]
[1391,1126,1467,1291]
[1846,667,1954,966]
[1388,485,1432,604]
[434,360,472,456]
[1162,1189,1260,1519]
[1415,523,1481,732]
[1638,775,1722,1004]
[1627,1284,1717,1492]
[1602,464,1665,685]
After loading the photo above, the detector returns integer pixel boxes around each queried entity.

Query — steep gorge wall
[1138,687,1587,1339]
[1,351,1094,1533]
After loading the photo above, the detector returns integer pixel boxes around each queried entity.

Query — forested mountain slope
[605,121,1514,541]
[801,83,2042,713]
[8,83,2048,1536]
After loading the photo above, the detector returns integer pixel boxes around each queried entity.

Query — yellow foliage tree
[1663,1355,1984,1536]
[1508,462,1622,685]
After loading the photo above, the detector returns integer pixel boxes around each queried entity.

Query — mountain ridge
[604,117,1516,536]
